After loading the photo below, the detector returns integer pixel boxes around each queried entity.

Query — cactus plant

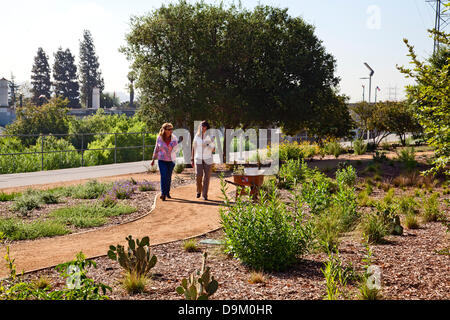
[107,235,157,278]
[176,252,218,300]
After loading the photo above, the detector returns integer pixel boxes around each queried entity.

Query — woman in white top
[191,121,215,200]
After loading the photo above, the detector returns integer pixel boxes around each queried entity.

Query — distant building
[0,78,8,107]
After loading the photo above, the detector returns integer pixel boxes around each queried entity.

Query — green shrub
[0,192,21,202]
[183,239,200,252]
[353,139,367,155]
[300,168,334,214]
[313,209,342,253]
[50,204,136,228]
[325,141,342,158]
[404,213,420,229]
[122,271,147,295]
[336,165,357,188]
[276,159,305,189]
[360,213,388,244]
[278,142,304,161]
[66,180,112,199]
[220,179,312,272]
[174,163,185,174]
[397,196,419,216]
[396,147,417,170]
[422,193,444,222]
[0,218,70,241]
[10,190,42,216]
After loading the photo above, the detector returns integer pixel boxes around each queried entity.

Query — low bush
[0,192,21,202]
[276,159,305,190]
[174,163,185,174]
[336,165,357,188]
[278,141,304,161]
[65,180,112,199]
[422,193,444,222]
[50,204,136,228]
[325,141,342,158]
[220,179,312,272]
[359,213,388,244]
[353,139,367,155]
[10,191,42,216]
[404,213,420,229]
[0,218,70,241]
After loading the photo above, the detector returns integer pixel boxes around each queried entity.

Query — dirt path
[0,177,224,279]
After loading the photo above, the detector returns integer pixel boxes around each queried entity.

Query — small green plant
[138,180,156,192]
[32,276,53,291]
[359,213,388,244]
[10,190,42,216]
[107,235,157,278]
[353,139,367,155]
[276,159,304,190]
[183,239,200,252]
[176,252,219,300]
[358,237,382,300]
[325,141,342,158]
[322,251,355,300]
[67,180,112,199]
[396,147,417,170]
[397,196,419,216]
[422,193,444,222]
[0,192,21,202]
[174,163,185,174]
[404,213,420,229]
[336,165,357,188]
[122,271,147,294]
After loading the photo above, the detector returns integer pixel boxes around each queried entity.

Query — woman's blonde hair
[158,122,174,137]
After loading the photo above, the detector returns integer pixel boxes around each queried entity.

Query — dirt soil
[0,168,226,279]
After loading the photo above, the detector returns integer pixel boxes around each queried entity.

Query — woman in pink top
[151,123,179,201]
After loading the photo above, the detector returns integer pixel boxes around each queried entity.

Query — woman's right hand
[151,160,155,167]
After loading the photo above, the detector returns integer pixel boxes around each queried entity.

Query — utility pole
[426,0,450,54]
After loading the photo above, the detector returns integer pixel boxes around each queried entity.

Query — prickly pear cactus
[107,235,157,277]
[176,252,219,300]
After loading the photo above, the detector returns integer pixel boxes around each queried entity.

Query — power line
[426,0,450,54]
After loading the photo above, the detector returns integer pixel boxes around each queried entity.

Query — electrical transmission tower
[426,0,450,54]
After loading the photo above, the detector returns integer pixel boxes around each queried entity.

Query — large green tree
[31,47,52,106]
[53,47,80,108]
[79,30,104,108]
[371,101,422,146]
[121,1,350,140]
[5,97,70,146]
[397,19,449,175]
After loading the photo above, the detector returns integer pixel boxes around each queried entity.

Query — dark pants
[158,160,175,196]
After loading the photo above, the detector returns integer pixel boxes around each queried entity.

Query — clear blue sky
[0,0,443,103]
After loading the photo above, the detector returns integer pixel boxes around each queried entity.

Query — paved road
[0,161,152,189]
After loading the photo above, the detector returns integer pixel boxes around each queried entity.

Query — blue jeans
[158,160,175,196]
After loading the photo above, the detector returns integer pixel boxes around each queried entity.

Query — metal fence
[0,132,156,172]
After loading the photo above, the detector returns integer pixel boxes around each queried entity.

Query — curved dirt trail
[0,178,224,279]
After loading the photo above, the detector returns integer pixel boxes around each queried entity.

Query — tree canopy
[121,1,351,139]
[79,30,104,108]
[53,47,80,108]
[31,47,51,106]
[397,16,449,175]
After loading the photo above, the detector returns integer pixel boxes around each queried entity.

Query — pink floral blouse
[152,135,179,162]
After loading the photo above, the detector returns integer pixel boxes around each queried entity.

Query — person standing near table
[151,123,179,201]
[191,121,215,200]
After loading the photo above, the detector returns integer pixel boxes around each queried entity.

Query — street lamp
[360,77,369,102]
[364,63,375,103]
